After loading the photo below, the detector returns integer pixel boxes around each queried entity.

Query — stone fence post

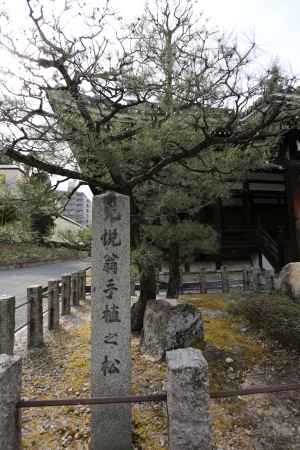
[0,354,22,450]
[167,348,212,450]
[27,285,44,349]
[61,274,71,315]
[48,280,60,331]
[0,295,15,355]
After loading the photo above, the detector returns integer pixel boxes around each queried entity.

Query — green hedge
[228,294,300,350]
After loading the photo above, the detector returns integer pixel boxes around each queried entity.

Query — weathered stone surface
[0,295,15,354]
[71,272,80,306]
[91,192,132,450]
[80,270,86,301]
[61,274,71,315]
[203,342,226,362]
[27,285,44,349]
[167,348,212,450]
[0,354,22,450]
[277,263,300,301]
[48,279,60,330]
[141,299,203,361]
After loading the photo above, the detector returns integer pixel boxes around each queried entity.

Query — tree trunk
[166,243,181,298]
[130,195,158,333]
[131,266,157,332]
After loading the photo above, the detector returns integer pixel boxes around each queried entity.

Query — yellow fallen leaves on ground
[21,294,268,449]
[21,305,168,450]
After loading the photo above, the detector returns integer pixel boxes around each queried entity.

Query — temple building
[198,128,300,272]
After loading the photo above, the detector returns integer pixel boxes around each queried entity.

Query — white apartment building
[63,190,92,227]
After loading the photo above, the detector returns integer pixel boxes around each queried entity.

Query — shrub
[57,226,92,249]
[0,221,34,242]
[228,294,300,350]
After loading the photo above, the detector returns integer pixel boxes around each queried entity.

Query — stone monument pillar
[91,192,132,450]
[167,348,212,450]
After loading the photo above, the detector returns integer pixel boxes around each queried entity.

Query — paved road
[0,259,91,331]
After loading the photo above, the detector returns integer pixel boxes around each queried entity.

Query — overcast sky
[4,0,300,198]
[112,0,299,76]
[6,0,300,75]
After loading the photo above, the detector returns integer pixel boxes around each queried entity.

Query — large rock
[141,299,203,361]
[277,263,300,301]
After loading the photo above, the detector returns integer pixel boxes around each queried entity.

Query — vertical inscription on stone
[91,192,132,450]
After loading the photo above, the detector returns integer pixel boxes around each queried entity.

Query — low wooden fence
[157,267,274,294]
[0,266,90,355]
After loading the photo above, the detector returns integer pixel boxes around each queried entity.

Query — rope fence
[17,382,300,409]
[0,266,91,355]
[15,300,30,310]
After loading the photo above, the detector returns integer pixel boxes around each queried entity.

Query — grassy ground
[0,242,86,266]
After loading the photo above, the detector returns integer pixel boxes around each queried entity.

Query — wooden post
[249,269,259,292]
[61,274,71,315]
[48,280,60,330]
[243,269,249,291]
[222,266,229,293]
[27,286,43,349]
[0,355,22,450]
[286,164,300,261]
[71,272,79,306]
[199,270,207,294]
[0,296,15,355]
[80,270,86,302]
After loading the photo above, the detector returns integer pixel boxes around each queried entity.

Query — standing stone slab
[27,286,44,349]
[167,348,212,450]
[48,280,60,330]
[0,354,22,450]
[61,274,71,315]
[0,295,15,355]
[91,192,132,450]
